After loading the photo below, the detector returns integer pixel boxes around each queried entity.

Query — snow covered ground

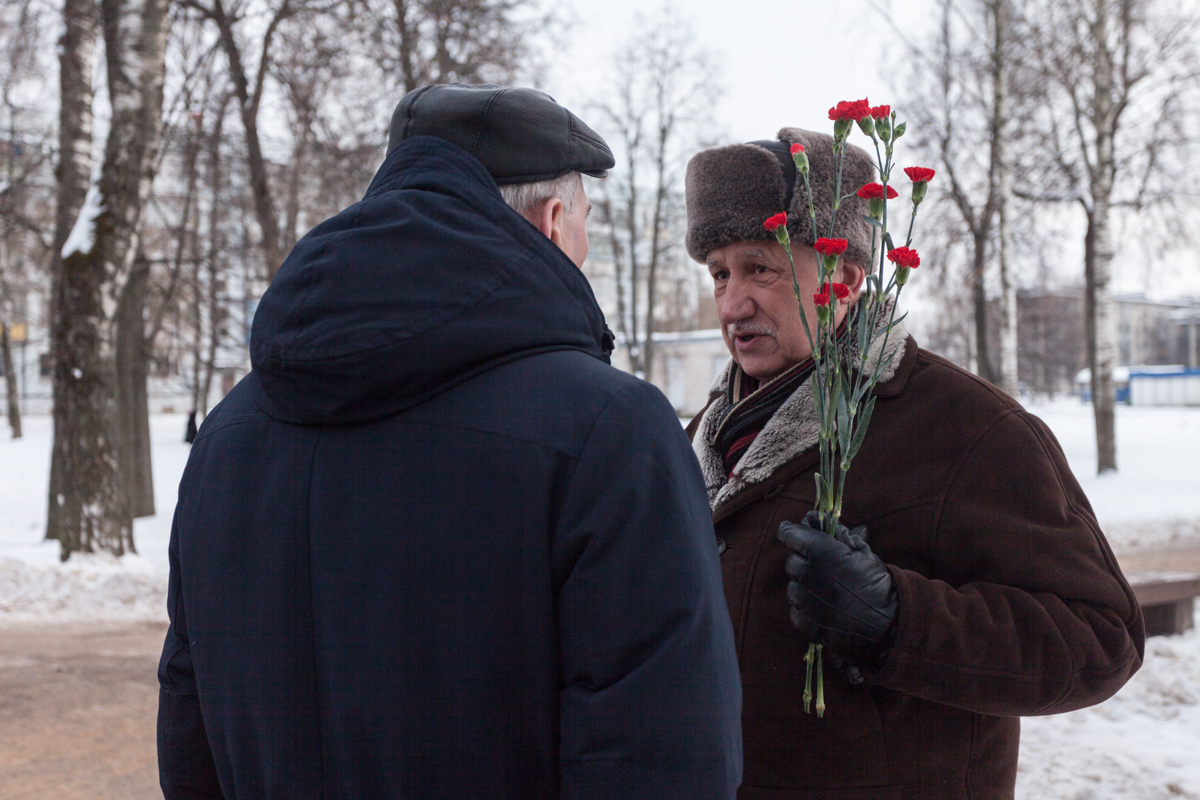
[2,399,1199,795]
[0,413,188,623]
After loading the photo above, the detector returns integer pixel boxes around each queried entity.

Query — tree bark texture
[1,323,20,438]
[971,232,996,384]
[1090,0,1118,474]
[991,0,1019,398]
[115,252,154,518]
[48,0,169,558]
[46,0,99,551]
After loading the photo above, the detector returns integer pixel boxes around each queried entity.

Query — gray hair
[498,171,582,218]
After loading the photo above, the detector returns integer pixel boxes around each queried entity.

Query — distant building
[1018,288,1200,395]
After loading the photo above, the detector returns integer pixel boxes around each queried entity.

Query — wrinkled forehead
[706,244,771,267]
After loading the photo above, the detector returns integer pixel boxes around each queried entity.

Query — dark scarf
[711,318,851,477]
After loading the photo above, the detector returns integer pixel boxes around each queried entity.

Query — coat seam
[1024,415,1143,634]
[929,407,1024,578]
[551,381,652,547]
[305,431,327,799]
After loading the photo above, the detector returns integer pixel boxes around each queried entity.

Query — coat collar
[692,310,914,521]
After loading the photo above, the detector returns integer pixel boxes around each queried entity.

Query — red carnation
[870,104,890,119]
[813,238,849,257]
[887,247,920,268]
[763,212,788,232]
[828,98,872,122]
[790,143,804,156]
[831,282,850,300]
[856,183,898,200]
[813,290,832,307]
[903,166,936,183]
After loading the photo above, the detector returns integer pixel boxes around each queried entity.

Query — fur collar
[693,303,908,512]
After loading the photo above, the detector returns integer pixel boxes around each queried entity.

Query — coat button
[716,538,727,555]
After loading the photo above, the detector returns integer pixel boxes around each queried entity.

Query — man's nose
[719,275,756,326]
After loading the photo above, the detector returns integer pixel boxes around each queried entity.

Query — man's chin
[733,355,788,384]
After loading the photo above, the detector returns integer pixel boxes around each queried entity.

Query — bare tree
[0,0,52,439]
[356,0,556,94]
[45,0,99,551]
[991,0,1018,396]
[47,0,170,558]
[592,6,721,380]
[896,0,1036,393]
[180,0,326,277]
[1024,0,1197,473]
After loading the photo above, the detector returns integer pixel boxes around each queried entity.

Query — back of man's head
[388,84,611,215]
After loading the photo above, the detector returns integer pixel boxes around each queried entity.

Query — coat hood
[249,136,612,426]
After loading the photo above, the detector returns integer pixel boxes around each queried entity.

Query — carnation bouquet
[764,99,933,716]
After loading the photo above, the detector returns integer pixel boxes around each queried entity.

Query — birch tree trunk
[115,251,154,518]
[1090,0,1118,473]
[970,233,995,383]
[46,0,98,551]
[47,0,169,558]
[992,0,1019,398]
[1,322,19,438]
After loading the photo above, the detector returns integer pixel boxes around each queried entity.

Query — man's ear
[527,196,566,245]
[839,260,868,306]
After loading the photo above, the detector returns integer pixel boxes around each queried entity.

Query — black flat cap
[388,84,615,185]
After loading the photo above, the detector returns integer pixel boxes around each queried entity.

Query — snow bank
[0,552,166,622]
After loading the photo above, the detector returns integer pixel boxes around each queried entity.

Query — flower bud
[868,197,884,219]
[875,115,891,141]
[896,266,912,286]
[857,117,875,137]
[912,181,928,205]
[833,117,852,141]
[792,149,809,176]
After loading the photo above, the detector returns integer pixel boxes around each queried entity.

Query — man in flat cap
[683,128,1143,798]
[157,84,742,800]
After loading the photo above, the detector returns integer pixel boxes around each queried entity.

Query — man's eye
[753,264,771,274]
[712,270,729,281]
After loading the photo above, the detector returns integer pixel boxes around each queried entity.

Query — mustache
[727,321,776,338]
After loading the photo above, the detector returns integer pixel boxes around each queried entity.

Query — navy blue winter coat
[157,136,743,800]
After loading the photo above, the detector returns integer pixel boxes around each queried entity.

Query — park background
[2,0,1200,796]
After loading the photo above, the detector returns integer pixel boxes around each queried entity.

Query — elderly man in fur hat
[683,129,1145,799]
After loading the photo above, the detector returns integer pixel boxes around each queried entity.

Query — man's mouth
[730,327,773,348]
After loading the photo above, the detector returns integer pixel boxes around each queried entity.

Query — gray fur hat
[685,128,877,267]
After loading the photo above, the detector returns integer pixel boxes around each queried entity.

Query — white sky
[542,0,1199,300]
[547,0,931,142]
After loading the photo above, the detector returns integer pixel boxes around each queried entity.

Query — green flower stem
[815,645,826,718]
[803,643,816,714]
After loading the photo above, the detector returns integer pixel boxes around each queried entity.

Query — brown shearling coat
[686,335,1145,799]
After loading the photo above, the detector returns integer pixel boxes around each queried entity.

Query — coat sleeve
[553,380,742,800]
[873,408,1145,717]
[157,510,224,799]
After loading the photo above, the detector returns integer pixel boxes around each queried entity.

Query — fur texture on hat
[685,128,877,268]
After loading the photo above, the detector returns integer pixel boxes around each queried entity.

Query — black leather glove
[778,511,898,673]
